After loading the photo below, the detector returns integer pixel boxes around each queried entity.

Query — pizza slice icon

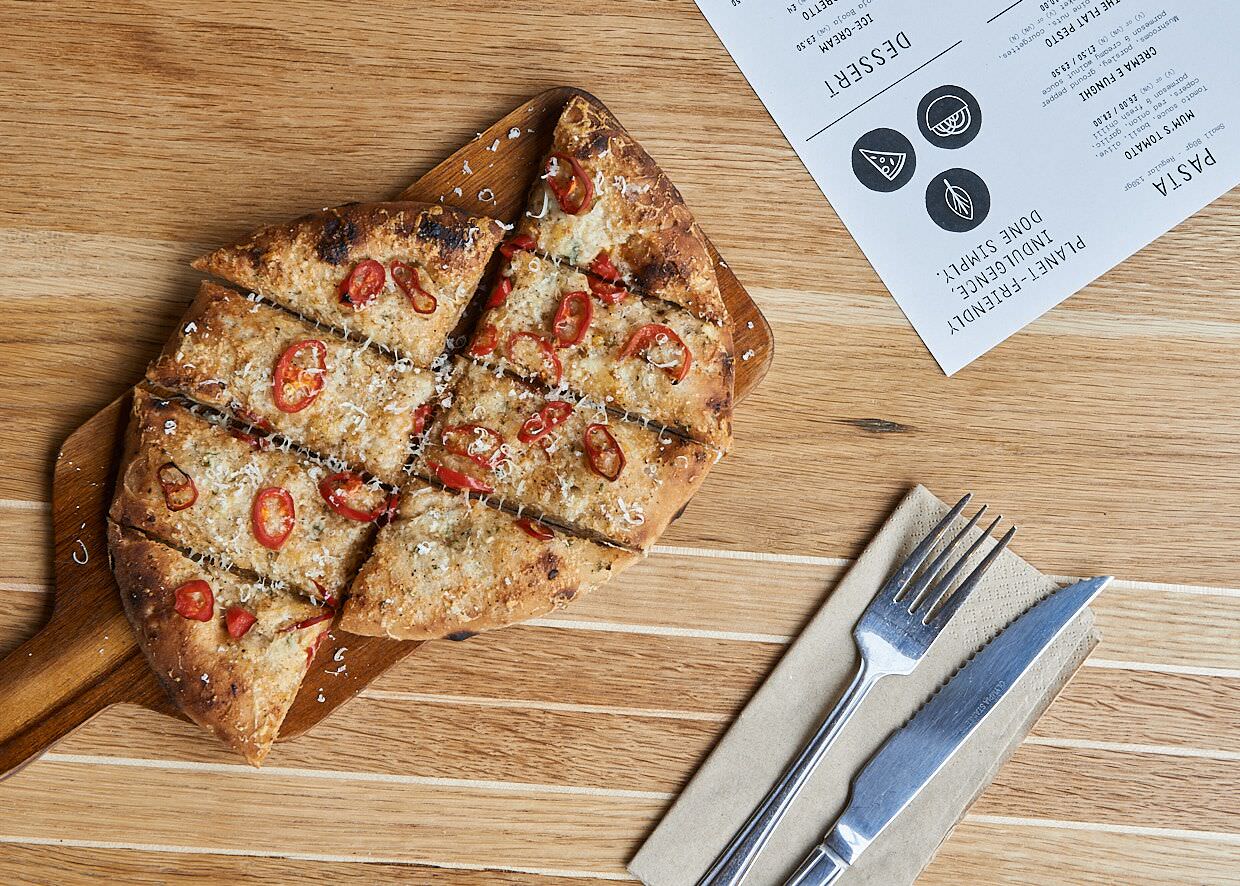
[859,148,907,183]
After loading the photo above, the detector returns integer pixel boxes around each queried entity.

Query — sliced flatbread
[148,281,436,483]
[194,202,504,366]
[473,250,734,448]
[340,479,639,640]
[109,522,332,765]
[416,359,714,550]
[515,95,727,325]
[111,389,381,600]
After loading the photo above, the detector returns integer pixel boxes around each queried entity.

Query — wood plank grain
[921,820,1240,886]
[0,842,599,885]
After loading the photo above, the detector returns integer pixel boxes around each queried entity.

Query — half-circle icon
[926,95,972,138]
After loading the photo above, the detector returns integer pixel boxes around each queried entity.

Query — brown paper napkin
[629,485,1100,886]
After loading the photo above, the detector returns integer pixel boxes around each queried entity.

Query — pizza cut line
[109,95,737,764]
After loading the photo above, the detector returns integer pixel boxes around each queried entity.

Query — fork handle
[697,664,882,886]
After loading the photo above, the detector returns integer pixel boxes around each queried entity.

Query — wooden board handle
[0,610,157,780]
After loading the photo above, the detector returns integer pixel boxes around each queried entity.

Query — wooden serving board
[0,87,773,779]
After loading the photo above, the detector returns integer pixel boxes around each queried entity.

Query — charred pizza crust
[340,479,639,640]
[110,389,379,600]
[148,281,436,483]
[417,359,715,550]
[475,250,734,448]
[109,522,331,766]
[515,95,727,325]
[194,202,504,366]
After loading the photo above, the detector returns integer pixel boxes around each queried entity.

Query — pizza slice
[416,359,714,550]
[109,522,332,766]
[340,479,639,640]
[472,250,734,448]
[193,202,504,366]
[148,282,437,484]
[111,389,384,601]
[513,95,728,325]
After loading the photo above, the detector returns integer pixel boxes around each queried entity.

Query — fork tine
[903,505,987,612]
[926,523,1017,624]
[887,493,972,602]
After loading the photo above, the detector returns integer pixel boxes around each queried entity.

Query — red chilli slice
[412,403,434,437]
[273,339,327,412]
[486,277,513,310]
[588,276,628,305]
[390,260,437,314]
[518,400,574,444]
[428,460,495,495]
[441,423,506,470]
[251,486,296,550]
[506,331,563,385]
[583,424,625,481]
[338,259,386,310]
[552,290,592,347]
[468,324,500,357]
[620,323,693,383]
[589,251,622,283]
[318,472,389,523]
[157,462,198,511]
[546,152,594,215]
[173,580,214,622]
[311,580,339,610]
[516,516,553,540]
[281,611,335,633]
[225,605,258,639]
[499,234,537,259]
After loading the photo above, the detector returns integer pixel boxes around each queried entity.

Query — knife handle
[783,842,849,886]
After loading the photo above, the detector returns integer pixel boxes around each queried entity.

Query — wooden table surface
[2,2,1237,883]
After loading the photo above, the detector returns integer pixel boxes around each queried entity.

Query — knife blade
[784,575,1112,886]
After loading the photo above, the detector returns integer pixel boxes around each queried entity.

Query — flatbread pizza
[341,479,638,640]
[109,522,333,765]
[473,249,734,448]
[514,95,727,325]
[148,281,435,483]
[194,202,504,366]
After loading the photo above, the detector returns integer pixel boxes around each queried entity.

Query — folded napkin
[629,485,1099,886]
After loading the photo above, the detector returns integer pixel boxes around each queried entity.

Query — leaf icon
[943,178,974,221]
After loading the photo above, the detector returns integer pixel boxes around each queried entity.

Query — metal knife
[783,575,1112,886]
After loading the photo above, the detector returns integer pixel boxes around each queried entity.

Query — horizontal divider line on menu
[0,835,637,881]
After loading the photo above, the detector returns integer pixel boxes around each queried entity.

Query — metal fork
[697,494,1015,886]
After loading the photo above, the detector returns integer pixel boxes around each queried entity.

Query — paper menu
[694,0,1240,375]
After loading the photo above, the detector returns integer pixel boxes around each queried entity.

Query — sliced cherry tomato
[588,276,628,305]
[428,460,495,495]
[251,486,296,550]
[499,234,537,259]
[318,471,389,522]
[225,605,258,639]
[311,580,339,610]
[441,423,506,470]
[157,462,198,512]
[518,400,574,444]
[583,423,625,481]
[515,516,554,540]
[229,428,271,451]
[506,331,563,385]
[487,276,512,310]
[589,250,622,283]
[273,339,327,413]
[620,323,693,383]
[468,323,500,357]
[173,580,214,622]
[390,260,437,314]
[546,152,594,215]
[412,402,434,437]
[337,259,385,310]
[552,290,593,347]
